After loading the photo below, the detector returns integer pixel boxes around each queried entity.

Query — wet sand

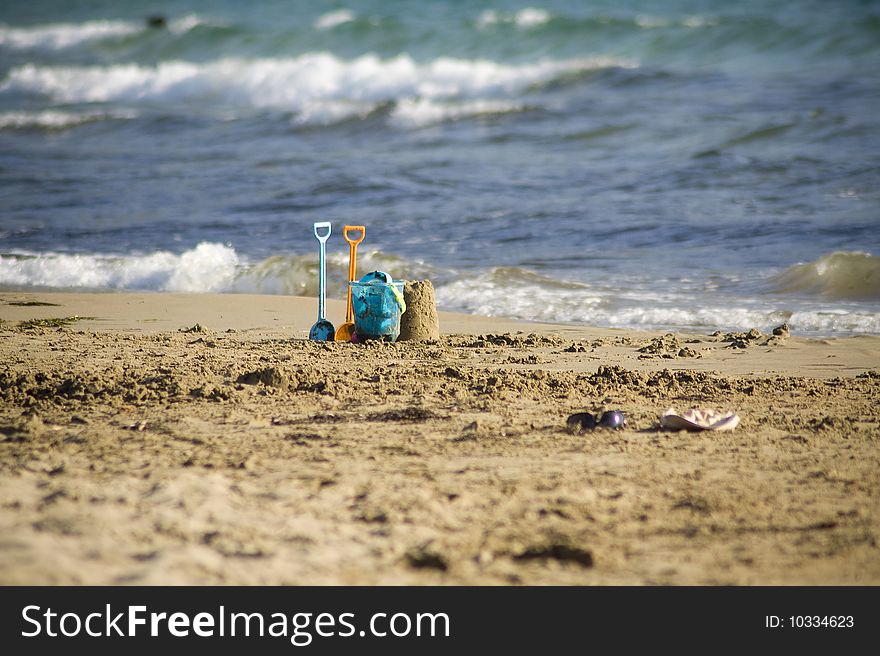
[1,292,879,585]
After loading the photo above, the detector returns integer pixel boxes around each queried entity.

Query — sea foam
[0,53,636,125]
[476,8,552,29]
[0,15,208,50]
[314,10,356,30]
[634,15,719,29]
[390,98,526,127]
[3,248,877,335]
[0,246,439,298]
[0,243,239,293]
[0,19,140,50]
[0,109,136,130]
[434,266,880,336]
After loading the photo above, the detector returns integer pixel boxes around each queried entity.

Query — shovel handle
[343,225,364,323]
[313,221,332,243]
[313,222,331,320]
[343,225,365,246]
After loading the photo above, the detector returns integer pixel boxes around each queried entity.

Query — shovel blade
[309,320,335,341]
[334,321,355,342]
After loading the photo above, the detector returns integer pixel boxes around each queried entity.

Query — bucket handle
[385,275,406,313]
[369,272,405,311]
[354,271,406,313]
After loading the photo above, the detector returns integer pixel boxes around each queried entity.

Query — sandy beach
[1,291,878,585]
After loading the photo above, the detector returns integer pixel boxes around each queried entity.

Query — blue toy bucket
[350,272,406,341]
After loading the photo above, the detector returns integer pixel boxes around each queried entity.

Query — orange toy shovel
[334,225,365,341]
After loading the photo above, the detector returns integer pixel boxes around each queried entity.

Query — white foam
[0,243,238,292]
[435,274,604,324]
[635,15,719,29]
[516,8,552,27]
[168,14,209,34]
[476,10,500,28]
[3,249,877,335]
[589,306,793,331]
[634,15,671,29]
[1,53,635,124]
[682,16,720,28]
[290,100,377,126]
[0,246,443,298]
[0,109,136,129]
[434,271,880,336]
[785,310,880,334]
[314,10,356,30]
[477,8,551,29]
[0,15,208,51]
[390,98,524,128]
[0,19,140,50]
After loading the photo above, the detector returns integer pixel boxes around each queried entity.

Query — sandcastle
[398,280,440,342]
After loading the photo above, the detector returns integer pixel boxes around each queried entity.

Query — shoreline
[1,290,878,378]
[1,290,879,585]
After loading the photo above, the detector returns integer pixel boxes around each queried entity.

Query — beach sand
[1,291,878,585]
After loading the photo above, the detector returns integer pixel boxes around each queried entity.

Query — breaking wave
[389,98,528,127]
[314,10,357,31]
[0,109,136,130]
[433,266,880,335]
[0,243,240,293]
[0,53,636,125]
[771,252,880,300]
[0,15,209,50]
[2,247,878,335]
[0,244,440,297]
[476,8,552,29]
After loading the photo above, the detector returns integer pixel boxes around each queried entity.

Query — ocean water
[1,0,879,336]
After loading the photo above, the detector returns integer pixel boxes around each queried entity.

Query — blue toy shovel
[308,222,335,341]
